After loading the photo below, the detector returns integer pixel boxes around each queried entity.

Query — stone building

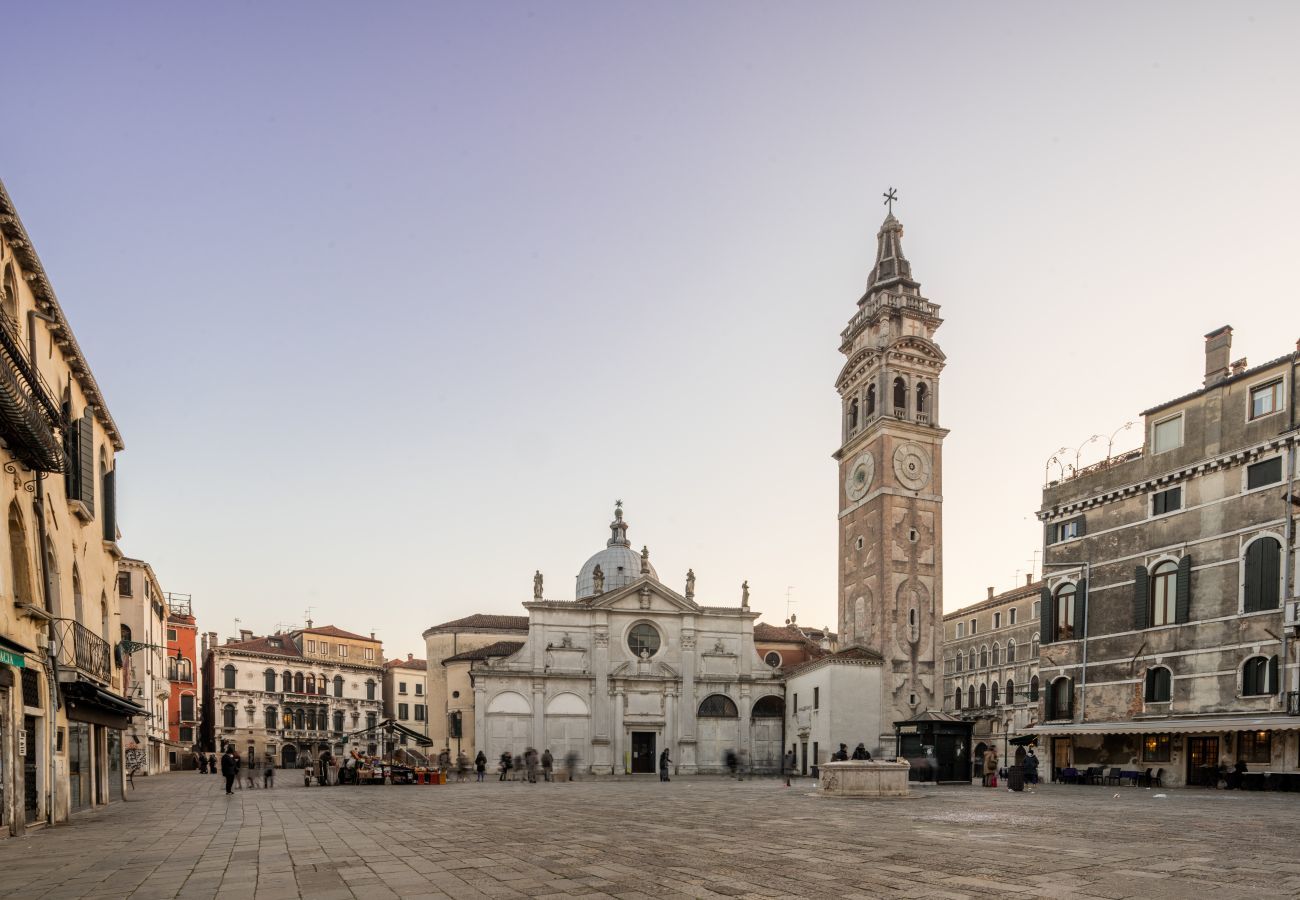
[0,179,142,835]
[163,593,200,768]
[422,613,528,754]
[382,654,430,762]
[117,558,171,775]
[833,209,948,751]
[942,577,1045,760]
[204,625,384,767]
[1033,327,1298,787]
[784,647,884,775]
[469,504,784,774]
[753,620,833,673]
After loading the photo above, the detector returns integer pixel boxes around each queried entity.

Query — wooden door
[630,732,656,773]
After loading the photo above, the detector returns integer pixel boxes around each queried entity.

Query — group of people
[980,746,1039,787]
[211,745,275,794]
[498,748,577,782]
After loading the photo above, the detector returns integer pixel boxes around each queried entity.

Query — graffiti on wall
[125,748,147,771]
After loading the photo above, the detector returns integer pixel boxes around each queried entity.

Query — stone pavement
[1,772,1298,900]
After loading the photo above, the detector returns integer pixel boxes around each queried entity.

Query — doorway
[68,723,91,812]
[281,745,298,768]
[1052,737,1071,775]
[1187,736,1219,784]
[630,731,656,774]
[23,716,37,824]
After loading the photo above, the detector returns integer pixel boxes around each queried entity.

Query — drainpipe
[1283,349,1298,698]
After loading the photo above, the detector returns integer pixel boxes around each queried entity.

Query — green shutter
[1075,516,1087,537]
[77,411,95,512]
[1244,541,1264,612]
[1175,555,1192,623]
[1076,579,1088,638]
[1039,587,1054,645]
[101,469,116,542]
[1261,539,1281,610]
[1134,565,1149,630]
[1269,655,1280,694]
[63,415,79,498]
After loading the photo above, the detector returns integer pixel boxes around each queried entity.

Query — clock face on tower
[844,451,875,503]
[893,442,932,491]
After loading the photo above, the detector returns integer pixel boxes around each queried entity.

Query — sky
[3,2,1298,660]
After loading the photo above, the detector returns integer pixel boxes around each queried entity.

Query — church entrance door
[630,732,656,774]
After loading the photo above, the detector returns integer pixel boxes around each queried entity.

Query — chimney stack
[987,586,994,600]
[1026,573,1033,586]
[1204,325,1233,386]
[239,629,253,642]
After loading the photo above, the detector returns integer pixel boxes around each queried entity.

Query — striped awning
[1028,715,1300,736]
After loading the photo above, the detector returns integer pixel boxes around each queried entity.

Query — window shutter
[1076,578,1088,638]
[1244,541,1263,612]
[1134,565,1149,630]
[1269,655,1280,694]
[1075,516,1087,537]
[77,411,95,512]
[1175,555,1192,623]
[101,469,116,542]
[63,415,79,496]
[1262,539,1281,610]
[1039,587,1054,645]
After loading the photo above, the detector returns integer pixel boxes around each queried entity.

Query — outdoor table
[1120,770,1141,785]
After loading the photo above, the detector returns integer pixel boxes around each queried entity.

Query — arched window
[2,263,18,326]
[953,688,962,710]
[264,669,277,692]
[979,684,987,707]
[1029,675,1040,701]
[1145,667,1172,702]
[72,566,84,624]
[991,643,1001,666]
[1006,679,1015,704]
[294,708,305,730]
[222,703,235,728]
[100,595,109,645]
[697,694,739,717]
[916,382,928,414]
[1243,656,1278,696]
[1031,635,1040,656]
[955,653,964,672]
[1150,560,1177,625]
[333,710,344,733]
[865,384,876,417]
[848,398,859,430]
[1047,677,1073,719]
[979,645,988,668]
[319,674,328,695]
[968,685,975,708]
[1244,537,1282,612]
[968,649,976,669]
[294,672,304,693]
[333,675,344,698]
[1007,639,1016,662]
[893,377,907,413]
[223,664,236,690]
[265,706,278,729]
[175,657,192,682]
[305,674,315,694]
[751,696,784,717]
[1055,583,1076,640]
[7,502,35,608]
[991,681,1000,705]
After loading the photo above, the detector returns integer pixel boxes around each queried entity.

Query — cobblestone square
[1,772,1297,899]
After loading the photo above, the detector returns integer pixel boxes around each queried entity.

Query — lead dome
[575,504,657,599]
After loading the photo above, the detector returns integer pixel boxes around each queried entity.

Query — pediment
[583,577,700,613]
[888,336,945,363]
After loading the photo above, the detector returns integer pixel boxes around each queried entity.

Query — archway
[281,745,298,769]
[749,695,785,774]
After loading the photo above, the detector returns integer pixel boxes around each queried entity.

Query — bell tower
[833,204,947,748]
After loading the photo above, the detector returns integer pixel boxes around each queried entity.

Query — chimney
[1230,357,1248,376]
[987,586,995,600]
[407,653,414,661]
[239,629,253,642]
[1204,325,1233,386]
[1026,573,1033,586]
[206,631,217,653]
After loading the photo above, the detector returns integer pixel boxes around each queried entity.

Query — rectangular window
[117,571,132,596]
[1053,518,1083,543]
[306,640,315,653]
[1152,486,1182,516]
[814,687,820,710]
[1250,379,1284,420]
[993,612,1001,629]
[955,622,965,639]
[180,694,195,721]
[339,645,348,658]
[1152,414,1184,454]
[1009,608,1018,625]
[320,642,329,655]
[969,619,977,636]
[415,705,426,721]
[167,628,177,642]
[179,726,193,743]
[793,692,798,711]
[1246,457,1283,490]
[399,682,408,694]
[415,684,423,695]
[364,648,374,660]
[1238,730,1272,764]
[1141,733,1171,762]
[398,703,409,720]
[1032,601,1040,620]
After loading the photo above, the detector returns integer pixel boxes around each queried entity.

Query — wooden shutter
[1269,655,1280,693]
[1075,516,1087,537]
[1076,579,1088,638]
[101,469,116,542]
[62,414,79,496]
[77,411,95,512]
[1261,539,1281,609]
[1175,555,1192,623]
[1244,540,1263,612]
[1134,565,1149,630]
[1039,587,1054,645]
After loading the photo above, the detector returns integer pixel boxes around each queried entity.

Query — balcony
[53,617,111,684]
[0,310,64,473]
[1287,692,1300,716]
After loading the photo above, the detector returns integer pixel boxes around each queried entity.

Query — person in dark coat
[725,749,738,777]
[220,747,237,794]
[199,753,208,775]
[783,749,797,787]
[831,744,849,761]
[499,751,512,781]
[475,750,487,782]
[659,748,671,782]
[1024,749,1040,784]
[209,753,218,774]
[851,743,871,761]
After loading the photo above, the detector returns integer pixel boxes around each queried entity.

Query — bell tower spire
[833,195,948,752]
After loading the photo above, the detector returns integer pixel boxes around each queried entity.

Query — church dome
[575,504,657,599]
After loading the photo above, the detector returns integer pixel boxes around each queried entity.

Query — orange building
[165,594,200,768]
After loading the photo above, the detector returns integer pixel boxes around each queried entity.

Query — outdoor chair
[1152,768,1164,788]
[1104,767,1122,785]
[1140,767,1153,786]
[1084,766,1104,785]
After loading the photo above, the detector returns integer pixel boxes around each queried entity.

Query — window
[1047,678,1073,719]
[364,647,374,661]
[222,704,235,729]
[991,682,1000,705]
[1009,608,1018,626]
[1145,667,1172,702]
[1051,517,1085,543]
[166,628,177,642]
[955,653,963,672]
[1243,656,1278,696]
[967,649,975,669]
[305,675,315,694]
[1032,600,1040,620]
[1150,561,1177,626]
[1152,486,1182,516]
[306,640,315,652]
[993,612,1001,629]
[953,688,961,710]
[1031,635,1039,656]
[415,683,423,695]
[282,671,292,692]
[893,377,906,412]
[697,694,739,717]
[398,703,409,720]
[916,382,928,415]
[264,669,277,692]
[333,710,344,733]
[1029,675,1040,701]
[1005,680,1014,704]
[1250,379,1284,420]
[180,694,195,721]
[1055,583,1076,641]
[179,726,193,744]
[333,675,344,698]
[366,680,376,701]
[1238,730,1272,763]
[117,571,132,596]
[365,712,377,732]
[1246,457,1283,490]
[764,651,781,668]
[955,622,965,639]
[967,686,975,708]
[866,384,876,417]
[415,704,426,721]
[627,623,661,658]
[223,664,236,690]
[848,398,859,430]
[265,706,278,729]
[338,645,347,658]
[1244,537,1282,612]
[979,646,988,668]
[979,684,987,707]
[1142,734,1171,762]
[320,642,329,655]
[399,681,408,694]
[294,672,304,693]
[814,687,820,710]
[969,619,977,635]
[1006,639,1016,662]
[1152,414,1183,454]
[991,643,1001,665]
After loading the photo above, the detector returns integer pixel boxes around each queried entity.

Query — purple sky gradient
[5,2,1298,658]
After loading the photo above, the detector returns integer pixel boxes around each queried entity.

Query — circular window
[627,623,661,658]
[451,690,460,699]
[764,651,782,668]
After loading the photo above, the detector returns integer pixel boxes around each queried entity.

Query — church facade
[472,505,784,775]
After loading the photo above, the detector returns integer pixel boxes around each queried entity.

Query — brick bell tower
[833,203,947,749]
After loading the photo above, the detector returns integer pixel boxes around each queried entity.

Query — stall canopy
[342,718,434,747]
[1027,715,1300,737]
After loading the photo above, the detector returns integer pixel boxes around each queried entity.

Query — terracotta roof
[296,625,375,642]
[943,580,1045,619]
[425,614,530,634]
[222,635,302,659]
[441,640,524,664]
[384,657,427,671]
[754,623,811,643]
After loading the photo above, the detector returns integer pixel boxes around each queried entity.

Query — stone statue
[640,545,650,575]
[685,568,696,600]
[592,564,604,594]
[533,570,543,600]
[560,632,573,648]
[741,580,750,608]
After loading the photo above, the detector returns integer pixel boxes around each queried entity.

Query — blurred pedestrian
[220,746,237,794]
[659,748,671,782]
[475,750,487,782]
[542,749,554,782]
[564,750,579,782]
[783,749,797,787]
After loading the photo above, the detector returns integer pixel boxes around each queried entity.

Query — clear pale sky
[5,3,1297,659]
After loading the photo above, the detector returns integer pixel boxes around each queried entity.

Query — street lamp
[1106,422,1135,458]
[1044,447,1070,485]
[1073,435,1102,474]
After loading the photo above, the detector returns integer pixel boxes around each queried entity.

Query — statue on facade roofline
[685,568,695,600]
[592,564,604,594]
[641,545,650,574]
[741,580,750,608]
[533,570,544,600]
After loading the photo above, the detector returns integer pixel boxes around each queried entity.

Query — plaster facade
[164,594,200,768]
[784,649,883,775]
[117,558,170,775]
[383,655,429,761]
[422,614,529,753]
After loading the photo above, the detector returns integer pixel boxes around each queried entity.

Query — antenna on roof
[304,607,314,629]
[784,586,796,623]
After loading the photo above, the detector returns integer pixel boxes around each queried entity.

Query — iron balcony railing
[0,309,64,472]
[1286,691,1300,716]
[53,617,112,683]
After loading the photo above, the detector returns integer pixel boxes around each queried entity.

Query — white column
[611,685,624,774]
[531,681,545,751]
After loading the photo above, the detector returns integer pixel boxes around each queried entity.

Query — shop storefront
[60,681,146,812]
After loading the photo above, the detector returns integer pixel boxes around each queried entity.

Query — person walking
[783,749,797,787]
[983,747,999,788]
[264,756,276,789]
[210,753,218,775]
[512,752,524,782]
[233,749,244,790]
[499,751,512,781]
[1024,749,1039,785]
[199,753,208,775]
[456,750,470,782]
[220,746,237,794]
[659,748,671,782]
[564,750,579,782]
[475,750,487,782]
[525,747,539,784]
[541,749,554,782]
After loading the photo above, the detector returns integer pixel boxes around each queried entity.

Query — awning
[0,634,33,668]
[1027,715,1300,737]
[342,718,434,747]
[61,681,147,729]
[1008,734,1040,746]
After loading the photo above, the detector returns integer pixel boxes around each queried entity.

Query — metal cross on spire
[883,187,898,215]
